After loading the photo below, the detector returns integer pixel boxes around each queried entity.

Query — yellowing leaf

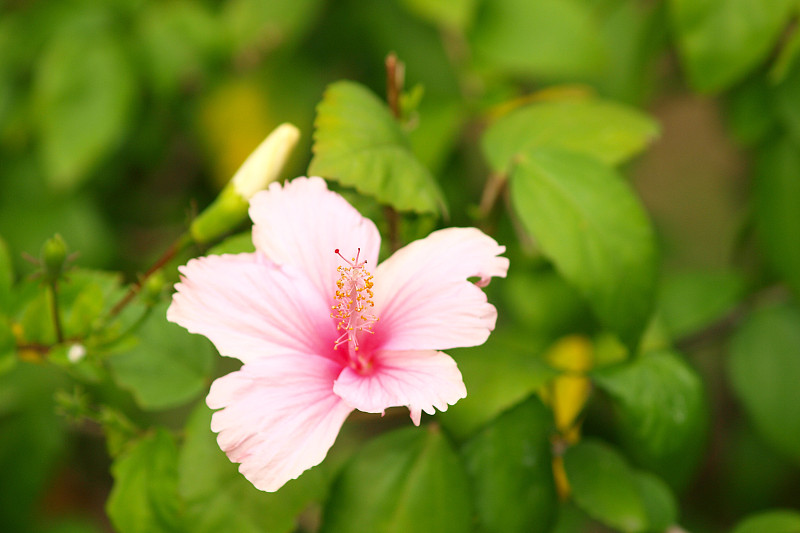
[544,336,594,436]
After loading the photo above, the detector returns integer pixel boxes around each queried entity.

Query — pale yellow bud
[190,123,300,244]
[67,343,86,363]
[231,123,300,200]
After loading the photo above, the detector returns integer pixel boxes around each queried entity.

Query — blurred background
[1,0,799,532]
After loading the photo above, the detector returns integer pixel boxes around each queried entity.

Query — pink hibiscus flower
[167,177,509,492]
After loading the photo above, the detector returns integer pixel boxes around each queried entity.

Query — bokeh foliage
[1,0,800,532]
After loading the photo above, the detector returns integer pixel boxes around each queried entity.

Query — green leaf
[59,270,122,339]
[407,97,464,175]
[732,510,800,533]
[550,501,592,533]
[723,423,798,512]
[469,0,604,79]
[0,235,11,313]
[0,319,15,376]
[399,0,477,31]
[634,471,678,532]
[0,162,117,268]
[669,0,795,92]
[770,22,800,83]
[563,440,648,533]
[309,80,446,215]
[33,17,136,189]
[107,301,214,410]
[657,270,745,340]
[728,303,800,464]
[593,1,668,104]
[223,0,323,54]
[773,59,800,147]
[438,326,557,439]
[592,350,707,488]
[725,75,777,146]
[106,428,182,533]
[0,363,66,533]
[502,268,592,339]
[483,98,659,173]
[17,269,121,345]
[179,402,328,533]
[17,288,55,345]
[206,231,255,256]
[322,426,472,533]
[136,0,221,98]
[510,147,658,347]
[754,138,800,297]
[462,396,557,533]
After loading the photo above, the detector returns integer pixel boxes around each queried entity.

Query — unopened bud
[231,123,300,200]
[190,123,300,244]
[41,234,68,282]
[142,271,166,305]
[67,343,86,363]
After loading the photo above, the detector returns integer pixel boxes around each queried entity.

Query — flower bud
[190,123,300,244]
[67,343,87,363]
[231,123,300,200]
[40,234,68,282]
[142,270,166,305]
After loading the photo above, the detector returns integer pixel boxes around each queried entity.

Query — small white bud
[231,123,301,200]
[67,343,86,363]
[190,123,301,244]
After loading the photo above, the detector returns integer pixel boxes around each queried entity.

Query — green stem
[50,280,64,344]
[97,303,156,351]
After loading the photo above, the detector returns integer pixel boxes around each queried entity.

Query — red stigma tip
[334,248,340,254]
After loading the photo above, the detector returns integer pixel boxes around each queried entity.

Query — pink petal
[167,253,336,363]
[207,354,353,492]
[250,177,381,300]
[332,350,467,426]
[372,227,509,351]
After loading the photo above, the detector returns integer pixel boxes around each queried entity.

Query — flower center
[330,248,378,358]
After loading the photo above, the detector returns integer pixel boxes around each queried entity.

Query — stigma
[330,248,378,353]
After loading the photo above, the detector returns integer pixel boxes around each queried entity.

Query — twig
[384,53,404,252]
[108,234,191,319]
[478,171,507,222]
[383,206,401,253]
[385,53,403,119]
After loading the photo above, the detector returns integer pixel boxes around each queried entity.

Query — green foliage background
[1,0,800,532]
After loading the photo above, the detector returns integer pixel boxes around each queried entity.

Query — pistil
[330,248,378,362]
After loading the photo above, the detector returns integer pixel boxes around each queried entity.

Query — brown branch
[17,342,53,355]
[478,171,507,225]
[108,234,190,319]
[383,53,405,252]
[385,52,403,119]
[383,206,401,253]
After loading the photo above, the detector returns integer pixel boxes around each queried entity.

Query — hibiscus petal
[373,227,509,351]
[167,253,335,363]
[250,176,381,300]
[207,354,353,492]
[333,349,466,426]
